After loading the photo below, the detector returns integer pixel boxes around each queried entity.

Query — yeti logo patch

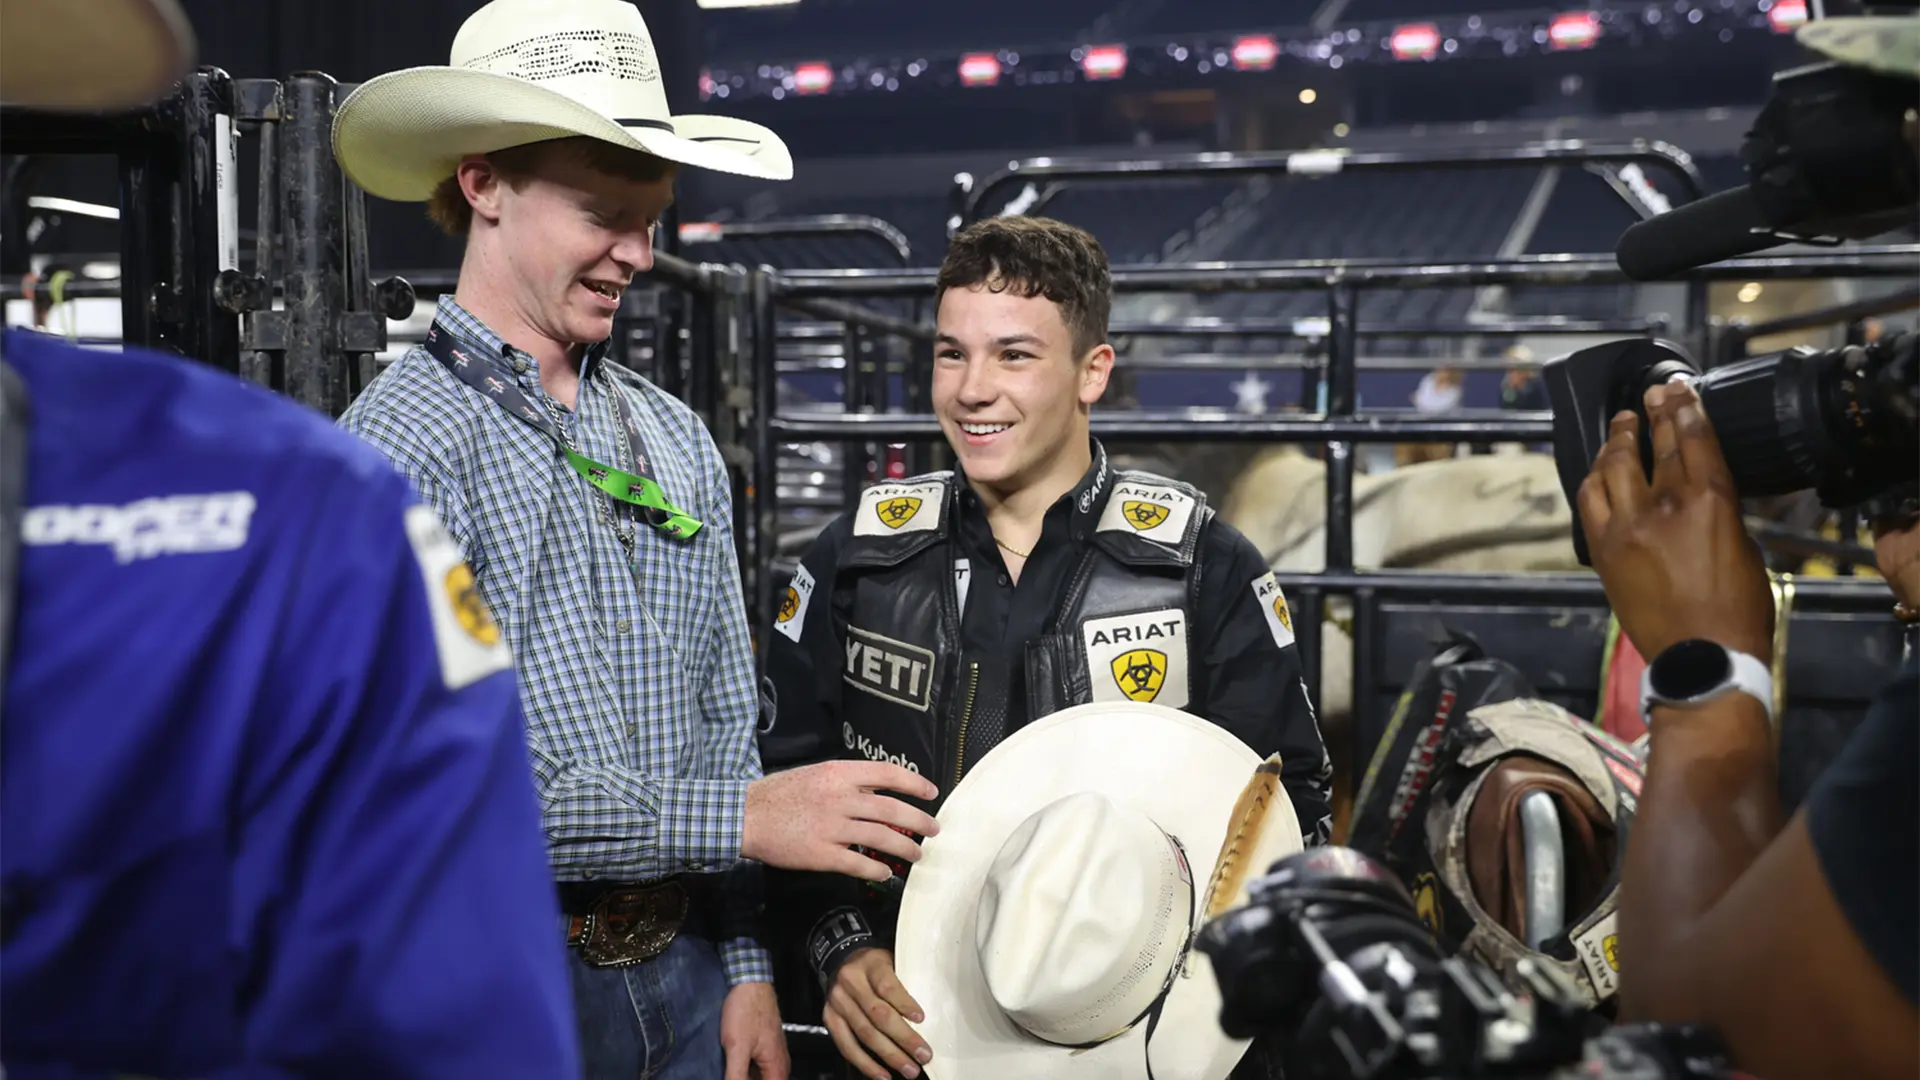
[1082,609,1189,710]
[843,626,936,712]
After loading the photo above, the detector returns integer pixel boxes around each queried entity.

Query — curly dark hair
[936,216,1112,358]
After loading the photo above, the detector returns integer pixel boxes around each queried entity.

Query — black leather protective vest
[829,466,1214,803]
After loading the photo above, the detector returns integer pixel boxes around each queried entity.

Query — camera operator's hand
[823,947,932,1080]
[1578,381,1776,661]
[1871,511,1920,611]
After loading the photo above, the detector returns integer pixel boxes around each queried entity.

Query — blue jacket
[0,330,580,1079]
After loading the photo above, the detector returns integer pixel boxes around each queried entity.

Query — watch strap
[1639,643,1775,727]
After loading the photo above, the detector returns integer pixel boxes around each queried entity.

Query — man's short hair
[426,136,677,237]
[937,216,1112,358]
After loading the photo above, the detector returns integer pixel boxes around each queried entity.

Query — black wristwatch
[1639,638,1774,728]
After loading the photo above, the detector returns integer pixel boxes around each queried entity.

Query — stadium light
[793,61,833,94]
[1390,23,1441,60]
[1766,0,1808,33]
[1549,12,1601,49]
[1231,35,1279,71]
[959,52,1002,86]
[1080,44,1129,80]
[1298,87,1317,103]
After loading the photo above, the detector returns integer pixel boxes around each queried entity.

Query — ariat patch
[1096,482,1196,546]
[1411,871,1443,937]
[773,563,816,644]
[853,481,944,537]
[1251,572,1296,649]
[843,626,936,712]
[405,505,514,692]
[1574,911,1621,998]
[1082,608,1189,709]
[954,558,972,614]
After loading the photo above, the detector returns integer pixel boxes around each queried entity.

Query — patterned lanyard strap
[424,322,703,542]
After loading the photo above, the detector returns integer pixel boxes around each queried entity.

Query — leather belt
[560,878,691,969]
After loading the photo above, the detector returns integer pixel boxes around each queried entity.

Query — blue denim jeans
[566,931,729,1080]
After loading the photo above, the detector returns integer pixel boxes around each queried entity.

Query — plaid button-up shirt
[340,296,770,985]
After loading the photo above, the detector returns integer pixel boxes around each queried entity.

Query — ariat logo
[1082,609,1190,711]
[445,564,501,646]
[854,481,944,537]
[1097,482,1195,545]
[772,563,815,644]
[876,496,922,530]
[1575,912,1622,998]
[843,626,936,712]
[1110,649,1168,702]
[1251,572,1296,649]
[1411,871,1443,936]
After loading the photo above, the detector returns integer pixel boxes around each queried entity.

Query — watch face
[1650,639,1734,702]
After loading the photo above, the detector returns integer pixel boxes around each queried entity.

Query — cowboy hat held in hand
[332,0,793,204]
[0,0,195,111]
[893,701,1305,1080]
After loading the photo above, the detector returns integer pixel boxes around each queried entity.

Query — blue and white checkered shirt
[340,296,771,985]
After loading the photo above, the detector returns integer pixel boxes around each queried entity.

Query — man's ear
[457,156,506,227]
[1079,342,1115,406]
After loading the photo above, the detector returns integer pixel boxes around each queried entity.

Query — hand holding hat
[892,701,1305,1080]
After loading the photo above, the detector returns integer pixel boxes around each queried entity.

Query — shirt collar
[956,438,1113,547]
[431,295,613,384]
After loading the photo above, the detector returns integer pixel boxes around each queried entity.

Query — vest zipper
[951,661,980,788]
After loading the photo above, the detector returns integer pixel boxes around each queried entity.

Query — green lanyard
[425,322,703,541]
[563,448,703,540]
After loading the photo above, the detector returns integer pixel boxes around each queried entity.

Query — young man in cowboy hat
[1,0,581,1075]
[333,2,941,1077]
[765,216,1333,1080]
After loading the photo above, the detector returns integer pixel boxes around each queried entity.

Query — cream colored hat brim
[1796,15,1920,78]
[0,0,195,111]
[332,65,792,202]
[895,702,1304,1080]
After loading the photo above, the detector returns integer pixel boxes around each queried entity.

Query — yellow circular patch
[1412,871,1443,937]
[444,563,501,647]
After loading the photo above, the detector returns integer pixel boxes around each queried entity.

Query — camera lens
[1696,333,1919,507]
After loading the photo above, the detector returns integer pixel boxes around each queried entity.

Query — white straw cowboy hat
[0,0,196,111]
[333,0,793,203]
[894,702,1305,1080]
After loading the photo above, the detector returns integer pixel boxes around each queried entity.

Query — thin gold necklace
[996,536,1032,560]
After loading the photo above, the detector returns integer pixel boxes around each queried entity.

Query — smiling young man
[764,216,1333,1080]
[332,3,941,1079]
